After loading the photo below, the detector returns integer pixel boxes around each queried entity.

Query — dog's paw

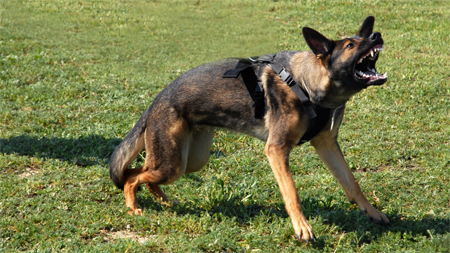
[127,208,143,216]
[365,208,390,226]
[294,221,316,243]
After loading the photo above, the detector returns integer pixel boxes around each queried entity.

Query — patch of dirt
[100,229,157,244]
[17,167,39,179]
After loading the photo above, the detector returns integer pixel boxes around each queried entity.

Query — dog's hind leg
[311,135,390,226]
[142,126,214,206]
[123,116,191,215]
[123,167,149,215]
[145,183,170,202]
[124,167,176,215]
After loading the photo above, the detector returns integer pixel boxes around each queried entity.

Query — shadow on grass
[312,209,450,250]
[0,134,122,167]
[2,135,449,249]
[136,191,450,249]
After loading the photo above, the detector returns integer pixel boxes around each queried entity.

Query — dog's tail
[109,111,148,190]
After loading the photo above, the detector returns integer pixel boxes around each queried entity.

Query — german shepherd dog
[110,16,389,242]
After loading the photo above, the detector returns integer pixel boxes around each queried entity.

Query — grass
[1,0,449,252]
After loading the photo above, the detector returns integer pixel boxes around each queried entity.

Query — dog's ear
[357,16,375,38]
[302,27,333,58]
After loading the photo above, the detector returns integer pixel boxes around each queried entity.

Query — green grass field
[1,0,449,252]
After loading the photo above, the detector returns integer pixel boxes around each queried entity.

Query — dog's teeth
[370,50,374,57]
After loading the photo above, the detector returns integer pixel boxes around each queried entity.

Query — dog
[109,16,389,243]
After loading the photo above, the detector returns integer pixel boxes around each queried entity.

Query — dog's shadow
[3,135,449,249]
[137,192,450,249]
[0,134,121,167]
[313,209,450,249]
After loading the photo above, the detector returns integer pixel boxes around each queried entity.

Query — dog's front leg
[264,143,315,243]
[311,138,390,225]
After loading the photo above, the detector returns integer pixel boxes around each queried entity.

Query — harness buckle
[278,69,296,87]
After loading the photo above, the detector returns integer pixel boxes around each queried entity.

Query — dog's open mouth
[354,44,387,84]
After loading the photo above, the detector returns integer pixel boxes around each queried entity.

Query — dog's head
[303,16,387,92]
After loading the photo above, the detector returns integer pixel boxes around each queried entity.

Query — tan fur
[110,16,389,244]
[289,52,332,106]
[340,40,360,61]
[261,69,314,239]
[310,107,388,224]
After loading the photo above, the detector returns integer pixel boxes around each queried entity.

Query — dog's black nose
[369,32,381,40]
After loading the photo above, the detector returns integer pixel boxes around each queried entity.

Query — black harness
[223,54,331,145]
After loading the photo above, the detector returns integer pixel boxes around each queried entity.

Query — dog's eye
[346,42,355,49]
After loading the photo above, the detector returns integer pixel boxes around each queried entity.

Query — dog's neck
[290,51,356,109]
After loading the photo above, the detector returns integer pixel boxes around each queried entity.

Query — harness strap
[223,58,252,78]
[223,55,332,145]
[298,106,331,144]
[269,63,331,144]
[269,62,317,120]
[223,59,265,119]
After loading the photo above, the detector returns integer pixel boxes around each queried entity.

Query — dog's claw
[295,227,316,244]
[372,215,390,226]
[296,233,316,245]
[307,233,317,244]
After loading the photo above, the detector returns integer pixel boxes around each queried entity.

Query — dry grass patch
[100,229,157,245]
[17,167,40,179]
